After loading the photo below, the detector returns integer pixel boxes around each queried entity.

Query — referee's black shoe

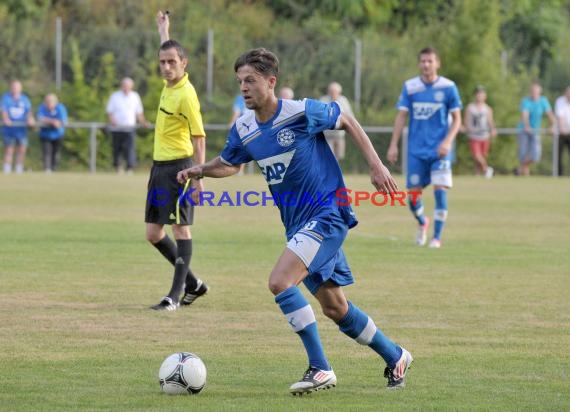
[180,279,209,306]
[150,296,179,311]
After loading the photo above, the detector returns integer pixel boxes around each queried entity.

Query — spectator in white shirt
[319,82,354,162]
[106,77,149,174]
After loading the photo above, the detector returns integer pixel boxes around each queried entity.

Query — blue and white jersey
[220,98,358,239]
[397,76,462,159]
[37,102,68,140]
[1,92,32,137]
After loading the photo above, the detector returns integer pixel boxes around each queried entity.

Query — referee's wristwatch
[194,170,204,180]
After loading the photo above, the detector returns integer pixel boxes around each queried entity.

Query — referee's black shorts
[145,157,194,225]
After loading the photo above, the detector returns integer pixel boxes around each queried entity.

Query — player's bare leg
[15,144,26,174]
[408,189,429,246]
[315,282,413,388]
[3,145,14,174]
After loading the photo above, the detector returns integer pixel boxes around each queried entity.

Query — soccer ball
[158,352,207,395]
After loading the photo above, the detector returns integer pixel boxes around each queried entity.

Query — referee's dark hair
[159,39,188,61]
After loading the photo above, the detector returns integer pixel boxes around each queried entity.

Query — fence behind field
[0,122,565,176]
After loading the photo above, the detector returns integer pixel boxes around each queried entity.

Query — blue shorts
[407,153,453,189]
[517,131,541,162]
[3,134,28,147]
[286,212,354,295]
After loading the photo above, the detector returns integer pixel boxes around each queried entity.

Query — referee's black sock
[167,239,192,303]
[152,234,177,264]
[152,234,197,285]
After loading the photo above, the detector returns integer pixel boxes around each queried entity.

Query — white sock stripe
[285,304,316,333]
[355,317,377,345]
[434,209,448,221]
[414,206,424,216]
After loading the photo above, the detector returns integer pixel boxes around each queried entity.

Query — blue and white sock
[408,194,426,226]
[337,301,402,367]
[434,188,448,240]
[275,286,330,371]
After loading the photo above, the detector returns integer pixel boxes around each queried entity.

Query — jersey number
[303,220,318,230]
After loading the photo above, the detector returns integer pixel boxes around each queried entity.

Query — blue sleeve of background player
[542,96,552,113]
[59,104,68,125]
[24,95,32,114]
[396,84,410,111]
[1,94,9,113]
[305,99,341,135]
[219,126,253,165]
[448,85,463,111]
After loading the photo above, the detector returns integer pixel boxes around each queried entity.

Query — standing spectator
[106,77,149,174]
[554,86,570,176]
[2,80,35,174]
[320,82,353,161]
[279,86,295,99]
[517,80,556,176]
[37,93,68,173]
[464,85,497,178]
[146,10,209,311]
[387,46,462,249]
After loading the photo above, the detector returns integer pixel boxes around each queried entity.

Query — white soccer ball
[158,352,207,395]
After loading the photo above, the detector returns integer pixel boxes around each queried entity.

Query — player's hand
[438,140,452,158]
[156,10,170,38]
[190,178,204,205]
[177,166,201,184]
[387,144,399,164]
[370,163,398,195]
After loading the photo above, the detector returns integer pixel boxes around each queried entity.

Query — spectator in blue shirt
[227,94,252,175]
[517,80,556,176]
[2,80,35,174]
[37,93,68,172]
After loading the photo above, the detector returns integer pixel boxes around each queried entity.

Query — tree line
[2,0,569,174]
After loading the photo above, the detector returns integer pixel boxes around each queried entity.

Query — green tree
[60,38,106,169]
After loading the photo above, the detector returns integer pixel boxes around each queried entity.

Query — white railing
[1,122,561,176]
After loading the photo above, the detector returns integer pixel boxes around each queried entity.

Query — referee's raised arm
[156,10,170,45]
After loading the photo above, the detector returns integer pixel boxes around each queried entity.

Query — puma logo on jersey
[412,102,443,120]
[257,150,295,185]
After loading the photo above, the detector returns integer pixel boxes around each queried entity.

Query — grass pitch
[0,172,568,411]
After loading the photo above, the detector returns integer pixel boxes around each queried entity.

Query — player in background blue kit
[177,48,413,395]
[388,47,462,249]
[2,80,35,174]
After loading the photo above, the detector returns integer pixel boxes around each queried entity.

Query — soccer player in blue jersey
[177,48,413,394]
[387,47,462,249]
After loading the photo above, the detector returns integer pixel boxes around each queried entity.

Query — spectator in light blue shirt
[2,80,35,174]
[37,93,68,172]
[517,80,556,176]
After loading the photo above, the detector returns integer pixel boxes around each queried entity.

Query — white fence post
[552,130,559,177]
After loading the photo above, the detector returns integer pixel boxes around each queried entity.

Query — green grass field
[0,172,569,411]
